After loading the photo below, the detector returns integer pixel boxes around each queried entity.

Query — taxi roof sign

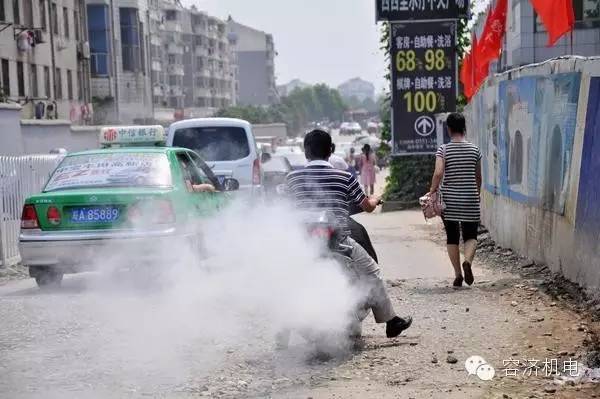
[100,125,166,147]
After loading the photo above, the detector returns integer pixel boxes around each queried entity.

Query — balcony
[167,42,184,55]
[151,61,162,71]
[153,86,163,96]
[195,46,209,56]
[169,86,183,96]
[164,20,182,33]
[167,65,185,76]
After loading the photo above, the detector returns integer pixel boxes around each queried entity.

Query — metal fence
[0,155,62,267]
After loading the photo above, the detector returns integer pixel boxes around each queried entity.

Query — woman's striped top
[436,141,482,222]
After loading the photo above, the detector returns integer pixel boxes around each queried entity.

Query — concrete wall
[21,121,99,154]
[465,56,600,294]
[0,104,99,156]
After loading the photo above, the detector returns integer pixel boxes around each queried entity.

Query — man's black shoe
[386,316,413,338]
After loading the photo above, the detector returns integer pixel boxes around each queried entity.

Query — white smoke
[2,199,367,397]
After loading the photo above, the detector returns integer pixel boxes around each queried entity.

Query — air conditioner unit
[56,38,67,51]
[81,41,90,59]
[33,29,45,44]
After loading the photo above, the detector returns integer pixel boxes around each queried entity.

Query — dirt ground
[265,210,600,399]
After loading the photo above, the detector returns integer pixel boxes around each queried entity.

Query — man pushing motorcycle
[285,129,413,338]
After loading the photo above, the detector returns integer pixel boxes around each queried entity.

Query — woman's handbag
[419,190,446,219]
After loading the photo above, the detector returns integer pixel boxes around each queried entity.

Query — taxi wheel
[34,271,64,288]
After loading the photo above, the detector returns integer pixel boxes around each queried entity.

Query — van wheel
[34,271,64,288]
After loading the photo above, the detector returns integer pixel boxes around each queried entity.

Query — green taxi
[19,126,237,287]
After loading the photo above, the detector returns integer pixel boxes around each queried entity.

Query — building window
[165,10,177,21]
[16,61,24,97]
[74,9,80,41]
[66,69,73,100]
[1,59,9,96]
[30,64,38,98]
[51,2,58,35]
[0,1,5,21]
[62,6,69,38]
[12,0,19,24]
[55,67,62,99]
[44,66,50,98]
[23,0,33,27]
[77,69,82,100]
[87,4,110,76]
[537,0,600,31]
[120,8,141,72]
[39,0,46,31]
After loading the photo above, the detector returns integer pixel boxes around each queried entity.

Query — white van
[166,118,263,194]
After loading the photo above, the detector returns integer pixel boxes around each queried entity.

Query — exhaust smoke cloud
[1,200,366,397]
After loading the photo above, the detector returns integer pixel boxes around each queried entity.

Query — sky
[184,0,491,94]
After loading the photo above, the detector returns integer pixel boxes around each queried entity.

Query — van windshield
[172,126,250,162]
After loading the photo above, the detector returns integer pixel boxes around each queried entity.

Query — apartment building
[0,0,91,122]
[338,78,375,102]
[149,0,234,121]
[86,0,153,124]
[475,0,600,73]
[227,17,277,106]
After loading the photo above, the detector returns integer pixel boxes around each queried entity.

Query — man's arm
[360,196,380,213]
[429,156,445,194]
[347,173,380,213]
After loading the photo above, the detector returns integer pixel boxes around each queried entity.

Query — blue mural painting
[576,77,600,236]
[497,73,581,214]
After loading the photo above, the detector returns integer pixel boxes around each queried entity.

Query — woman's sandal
[462,261,474,286]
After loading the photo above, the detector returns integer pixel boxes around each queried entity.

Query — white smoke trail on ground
[3,200,366,396]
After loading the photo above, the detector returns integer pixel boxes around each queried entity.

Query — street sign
[376,0,469,22]
[391,21,457,155]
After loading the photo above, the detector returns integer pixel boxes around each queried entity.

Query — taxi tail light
[252,158,261,185]
[47,206,61,225]
[154,199,175,224]
[21,205,40,229]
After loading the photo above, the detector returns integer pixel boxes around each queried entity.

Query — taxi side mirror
[222,178,240,192]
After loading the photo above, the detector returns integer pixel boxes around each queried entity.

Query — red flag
[478,0,508,64]
[460,49,474,100]
[473,35,490,94]
[530,0,575,46]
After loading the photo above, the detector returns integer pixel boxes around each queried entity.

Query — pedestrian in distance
[329,143,349,170]
[346,147,358,177]
[428,113,483,288]
[285,129,412,338]
[359,144,377,196]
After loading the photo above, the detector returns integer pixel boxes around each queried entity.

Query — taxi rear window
[172,126,250,162]
[44,153,172,192]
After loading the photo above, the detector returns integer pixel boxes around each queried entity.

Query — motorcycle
[275,210,371,353]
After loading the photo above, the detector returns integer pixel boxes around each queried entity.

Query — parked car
[19,126,238,288]
[340,122,362,135]
[167,118,263,196]
[283,152,308,170]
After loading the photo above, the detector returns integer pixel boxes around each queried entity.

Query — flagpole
[570,30,573,55]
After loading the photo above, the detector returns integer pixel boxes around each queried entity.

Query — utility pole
[109,0,120,122]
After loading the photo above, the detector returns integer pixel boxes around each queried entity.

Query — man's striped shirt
[285,160,366,236]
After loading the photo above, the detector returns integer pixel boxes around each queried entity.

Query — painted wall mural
[494,73,581,214]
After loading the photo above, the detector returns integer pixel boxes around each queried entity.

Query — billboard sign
[390,21,457,155]
[376,0,469,21]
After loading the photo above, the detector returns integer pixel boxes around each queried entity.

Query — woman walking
[360,144,377,195]
[429,113,482,288]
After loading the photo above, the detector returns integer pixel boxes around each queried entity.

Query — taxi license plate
[69,206,120,223]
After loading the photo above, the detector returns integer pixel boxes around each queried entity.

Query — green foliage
[216,84,347,135]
